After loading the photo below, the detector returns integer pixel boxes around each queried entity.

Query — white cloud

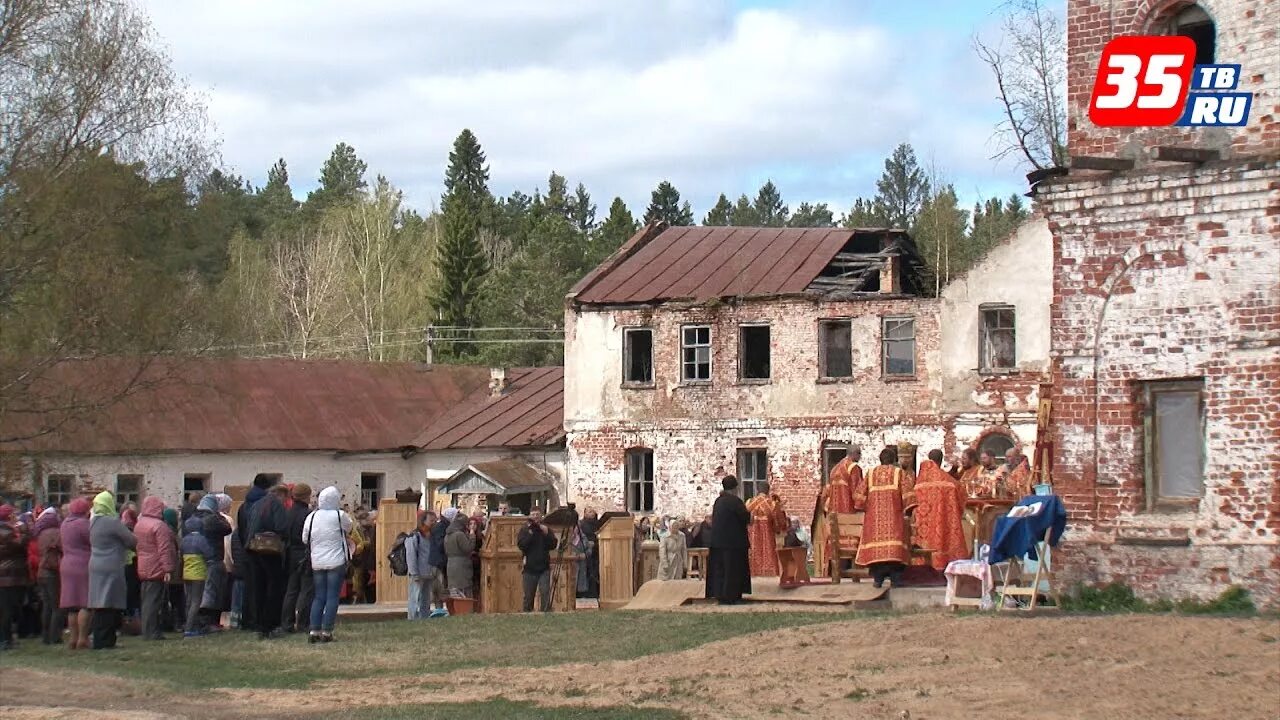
[143,0,1026,217]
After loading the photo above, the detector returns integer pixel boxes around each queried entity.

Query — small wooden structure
[996,527,1061,611]
[635,540,659,592]
[828,511,868,583]
[776,546,810,589]
[479,516,579,613]
[437,461,555,516]
[685,547,709,580]
[597,512,634,610]
[375,498,418,605]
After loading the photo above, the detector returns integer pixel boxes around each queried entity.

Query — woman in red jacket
[132,497,176,641]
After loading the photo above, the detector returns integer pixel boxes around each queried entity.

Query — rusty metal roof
[3,357,492,454]
[440,460,555,495]
[414,366,564,450]
[569,224,915,305]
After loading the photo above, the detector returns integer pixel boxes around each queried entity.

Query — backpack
[387,532,410,576]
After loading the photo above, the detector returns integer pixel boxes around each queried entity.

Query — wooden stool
[776,546,810,589]
[686,548,709,579]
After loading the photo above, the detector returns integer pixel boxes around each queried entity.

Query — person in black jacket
[279,483,314,633]
[706,476,752,605]
[237,475,288,640]
[516,509,558,612]
[196,495,231,630]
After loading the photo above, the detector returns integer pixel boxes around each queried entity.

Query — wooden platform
[621,577,889,610]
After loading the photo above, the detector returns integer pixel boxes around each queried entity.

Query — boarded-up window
[820,320,853,378]
[980,304,1016,371]
[116,474,143,508]
[1143,380,1205,509]
[882,316,916,377]
[46,474,74,507]
[738,448,768,500]
[681,325,711,382]
[739,325,771,380]
[623,328,653,384]
[625,449,654,513]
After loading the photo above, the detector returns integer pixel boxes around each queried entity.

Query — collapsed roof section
[568,223,929,307]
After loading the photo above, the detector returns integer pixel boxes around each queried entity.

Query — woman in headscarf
[133,496,175,641]
[32,507,63,644]
[59,497,92,649]
[0,504,29,650]
[443,510,475,599]
[119,502,141,625]
[87,491,136,649]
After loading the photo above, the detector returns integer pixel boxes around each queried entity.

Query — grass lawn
[15,610,850,690]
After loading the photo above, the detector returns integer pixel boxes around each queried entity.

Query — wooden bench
[827,512,869,584]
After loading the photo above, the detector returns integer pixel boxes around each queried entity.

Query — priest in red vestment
[853,446,917,588]
[815,448,861,572]
[911,449,969,570]
[745,483,787,577]
[1000,444,1033,499]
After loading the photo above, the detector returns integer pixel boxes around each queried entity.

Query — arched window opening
[978,433,1015,464]
[1159,4,1215,65]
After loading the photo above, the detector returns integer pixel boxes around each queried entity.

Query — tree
[430,129,492,349]
[544,172,571,222]
[873,143,931,230]
[597,197,639,251]
[968,193,1031,269]
[188,169,258,282]
[752,180,789,227]
[258,158,297,230]
[703,194,733,226]
[0,0,213,447]
[306,142,368,210]
[569,182,596,235]
[841,198,887,228]
[270,217,349,359]
[643,181,693,226]
[974,0,1068,169]
[788,202,835,228]
[729,194,758,226]
[912,184,969,294]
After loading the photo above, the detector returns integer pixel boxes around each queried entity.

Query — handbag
[247,497,285,555]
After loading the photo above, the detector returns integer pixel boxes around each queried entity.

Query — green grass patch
[325,698,687,719]
[1060,583,1257,615]
[16,611,849,690]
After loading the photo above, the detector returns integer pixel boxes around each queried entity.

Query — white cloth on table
[945,558,994,610]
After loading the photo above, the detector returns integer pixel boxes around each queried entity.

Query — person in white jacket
[301,486,352,643]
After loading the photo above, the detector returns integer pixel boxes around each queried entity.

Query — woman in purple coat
[58,497,92,650]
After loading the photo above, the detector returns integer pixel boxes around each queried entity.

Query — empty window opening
[625,449,655,513]
[623,328,654,384]
[116,474,143,508]
[739,325,771,380]
[46,474,74,507]
[738,448,768,500]
[821,442,850,486]
[978,433,1015,464]
[1143,379,1205,509]
[183,474,210,495]
[681,325,711,382]
[361,473,384,509]
[1161,5,1215,65]
[980,304,1017,372]
[820,320,853,378]
[882,316,916,377]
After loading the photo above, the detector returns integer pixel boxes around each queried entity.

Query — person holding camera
[516,508,558,612]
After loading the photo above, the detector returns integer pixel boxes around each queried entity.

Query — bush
[1061,583,1256,615]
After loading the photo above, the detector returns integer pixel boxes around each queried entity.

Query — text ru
[1177,93,1252,127]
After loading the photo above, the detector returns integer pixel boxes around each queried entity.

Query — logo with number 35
[1089,36,1253,127]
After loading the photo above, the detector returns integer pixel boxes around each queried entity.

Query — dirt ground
[4,612,1279,719]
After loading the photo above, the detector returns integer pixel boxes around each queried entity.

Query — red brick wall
[1041,159,1280,604]
[1068,0,1280,161]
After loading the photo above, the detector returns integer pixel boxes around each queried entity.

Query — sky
[140,0,1056,220]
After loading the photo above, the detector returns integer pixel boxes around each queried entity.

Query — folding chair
[996,527,1060,611]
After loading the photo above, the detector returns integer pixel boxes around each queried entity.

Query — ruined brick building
[563,219,1053,523]
[1040,0,1279,602]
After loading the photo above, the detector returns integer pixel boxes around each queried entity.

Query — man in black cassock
[706,475,751,605]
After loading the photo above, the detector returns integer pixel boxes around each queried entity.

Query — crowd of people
[0,473,374,650]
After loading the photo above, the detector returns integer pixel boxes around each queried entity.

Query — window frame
[818,319,854,379]
[820,442,850,487]
[183,474,210,496]
[979,303,1017,374]
[621,326,655,387]
[881,315,917,378]
[737,448,768,500]
[46,474,74,507]
[360,472,384,509]
[1141,379,1206,512]
[680,324,712,384]
[737,323,772,383]
[115,474,143,508]
[624,448,655,514]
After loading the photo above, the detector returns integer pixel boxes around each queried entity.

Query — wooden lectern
[596,512,634,610]
[479,516,579,613]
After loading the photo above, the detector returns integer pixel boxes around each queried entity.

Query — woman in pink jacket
[132,496,176,641]
[58,497,92,650]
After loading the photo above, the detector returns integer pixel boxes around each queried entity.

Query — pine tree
[729,194,758,226]
[306,142,367,210]
[752,180,788,227]
[643,180,693,226]
[872,143,930,229]
[703,193,733,226]
[788,202,835,228]
[545,172,571,222]
[598,197,639,250]
[840,198,887,228]
[569,182,596,234]
[431,129,492,347]
[258,158,297,230]
[912,184,969,294]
